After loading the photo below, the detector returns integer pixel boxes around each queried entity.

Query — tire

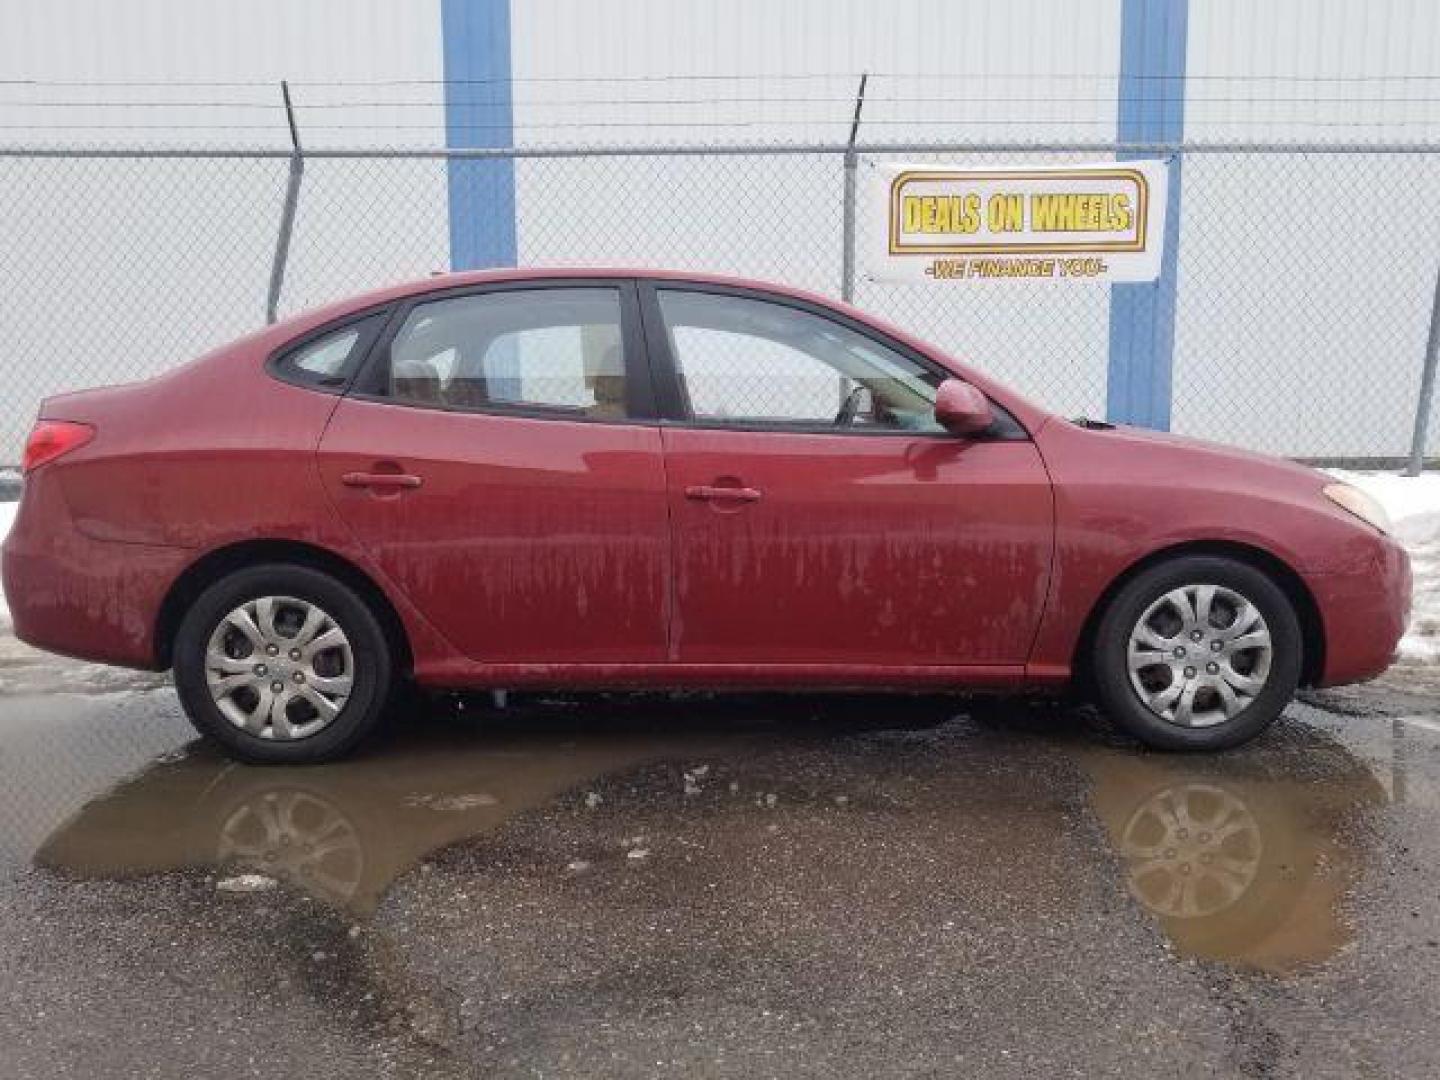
[1091,555,1302,751]
[173,563,395,764]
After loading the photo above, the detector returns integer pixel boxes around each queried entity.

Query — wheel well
[154,539,413,675]
[1070,540,1326,692]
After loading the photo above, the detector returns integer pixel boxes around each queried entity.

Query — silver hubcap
[204,596,354,741]
[1127,584,1273,728]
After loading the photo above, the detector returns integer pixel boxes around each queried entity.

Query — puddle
[1081,735,1387,975]
[36,716,725,913]
[22,689,1401,976]
[33,694,956,914]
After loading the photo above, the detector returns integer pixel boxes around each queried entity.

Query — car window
[385,288,628,417]
[656,290,945,432]
[274,314,383,389]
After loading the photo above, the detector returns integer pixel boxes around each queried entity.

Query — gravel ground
[0,666,1438,1077]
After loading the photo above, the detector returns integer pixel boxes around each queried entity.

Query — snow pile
[1328,470,1440,663]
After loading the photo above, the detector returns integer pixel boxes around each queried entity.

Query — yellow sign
[867,160,1169,283]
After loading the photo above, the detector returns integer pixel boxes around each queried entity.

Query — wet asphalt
[2,645,1440,1077]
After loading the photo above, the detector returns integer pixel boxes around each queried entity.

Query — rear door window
[383,288,633,419]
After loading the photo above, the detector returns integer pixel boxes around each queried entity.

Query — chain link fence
[0,142,1436,466]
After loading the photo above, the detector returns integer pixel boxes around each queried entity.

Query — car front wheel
[173,564,394,764]
[1091,555,1302,751]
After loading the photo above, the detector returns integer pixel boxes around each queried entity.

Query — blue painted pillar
[1107,0,1188,429]
[442,0,516,271]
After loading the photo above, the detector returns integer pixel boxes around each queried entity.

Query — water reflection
[1121,782,1262,920]
[35,705,750,913]
[34,695,948,913]
[214,787,367,906]
[34,695,1391,972]
[1082,738,1386,974]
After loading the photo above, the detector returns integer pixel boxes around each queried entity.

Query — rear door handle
[341,471,423,490]
[684,485,762,503]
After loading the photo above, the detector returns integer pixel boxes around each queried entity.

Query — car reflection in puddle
[34,698,764,913]
[35,695,1387,974]
[1081,737,1386,975]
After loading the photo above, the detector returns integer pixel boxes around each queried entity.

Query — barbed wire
[6,94,1440,109]
[1,73,1435,140]
[4,119,1439,134]
[4,72,1440,88]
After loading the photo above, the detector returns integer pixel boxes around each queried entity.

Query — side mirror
[933,378,994,436]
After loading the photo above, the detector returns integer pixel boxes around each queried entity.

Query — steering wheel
[835,385,867,427]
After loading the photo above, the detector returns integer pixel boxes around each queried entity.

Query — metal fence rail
[0,140,1436,466]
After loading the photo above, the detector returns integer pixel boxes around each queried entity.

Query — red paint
[660,427,1052,665]
[933,379,994,435]
[1,269,1410,697]
[316,398,670,664]
[1024,420,1410,687]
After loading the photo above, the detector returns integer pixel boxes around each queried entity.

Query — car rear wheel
[173,564,394,764]
[1091,555,1302,751]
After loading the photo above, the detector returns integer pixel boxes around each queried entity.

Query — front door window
[657,290,945,432]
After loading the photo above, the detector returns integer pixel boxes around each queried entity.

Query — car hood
[1074,420,1330,492]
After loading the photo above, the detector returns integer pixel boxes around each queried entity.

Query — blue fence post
[442,0,518,396]
[1107,0,1188,429]
[442,0,516,271]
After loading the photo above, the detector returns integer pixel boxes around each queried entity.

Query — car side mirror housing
[933,378,994,436]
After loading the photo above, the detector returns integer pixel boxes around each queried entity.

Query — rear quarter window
[270,313,387,392]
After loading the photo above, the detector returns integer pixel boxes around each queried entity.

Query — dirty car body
[2,270,1410,762]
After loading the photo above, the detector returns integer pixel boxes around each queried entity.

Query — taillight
[22,420,95,474]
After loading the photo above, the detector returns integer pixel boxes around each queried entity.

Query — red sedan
[2,270,1410,763]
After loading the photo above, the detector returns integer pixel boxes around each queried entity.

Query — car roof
[287,268,842,327]
[279,267,935,370]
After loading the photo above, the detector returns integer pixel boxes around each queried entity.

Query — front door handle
[685,484,762,503]
[341,471,424,490]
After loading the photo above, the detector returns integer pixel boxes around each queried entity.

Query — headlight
[1323,483,1393,535]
